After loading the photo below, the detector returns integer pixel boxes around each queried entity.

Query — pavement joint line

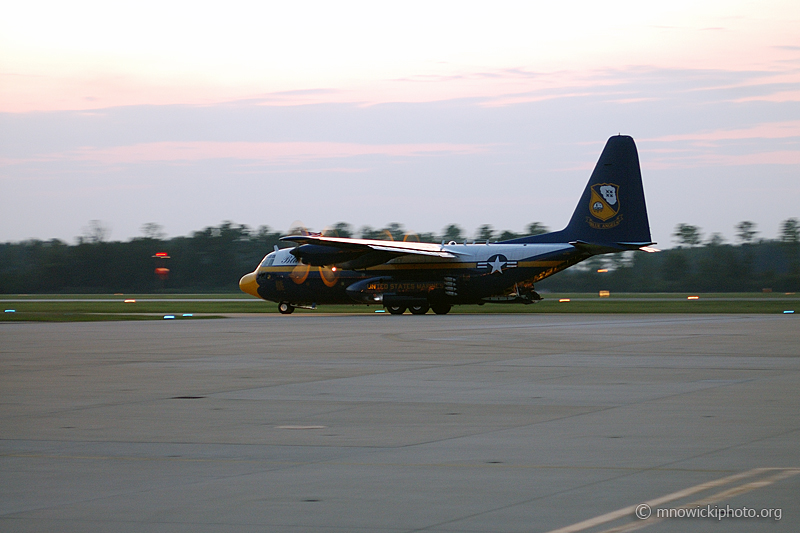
[0,453,742,472]
[0,517,388,531]
[0,366,791,432]
[0,453,342,520]
[384,315,765,333]
[1,357,781,449]
[588,467,800,533]
[406,426,800,532]
[3,315,797,531]
[543,467,800,533]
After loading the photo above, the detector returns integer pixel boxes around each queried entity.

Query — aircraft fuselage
[242,242,588,309]
[238,135,655,314]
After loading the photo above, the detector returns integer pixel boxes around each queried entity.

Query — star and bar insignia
[477,254,518,274]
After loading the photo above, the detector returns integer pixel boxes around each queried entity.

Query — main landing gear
[384,303,450,315]
[279,301,451,315]
[430,303,451,315]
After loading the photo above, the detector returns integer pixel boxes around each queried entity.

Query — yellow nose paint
[239,272,259,298]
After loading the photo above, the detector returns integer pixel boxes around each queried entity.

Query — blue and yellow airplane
[239,135,656,314]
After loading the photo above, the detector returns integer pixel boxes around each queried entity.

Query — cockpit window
[260,253,276,267]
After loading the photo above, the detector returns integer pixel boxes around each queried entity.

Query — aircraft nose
[239,272,260,298]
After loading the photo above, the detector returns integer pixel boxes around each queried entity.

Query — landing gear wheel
[278,302,295,314]
[431,303,451,315]
[409,304,429,315]
[386,305,407,315]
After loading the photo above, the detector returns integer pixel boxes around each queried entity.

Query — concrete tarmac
[1,314,799,532]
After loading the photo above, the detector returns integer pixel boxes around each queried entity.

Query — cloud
[646,150,800,169]
[644,120,800,142]
[9,141,490,166]
[2,63,799,245]
[733,90,800,103]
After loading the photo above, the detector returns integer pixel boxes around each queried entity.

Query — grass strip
[0,312,223,322]
[1,296,797,320]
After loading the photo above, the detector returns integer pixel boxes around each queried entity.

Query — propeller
[286,220,311,284]
[287,220,309,236]
[321,224,339,237]
[290,262,310,284]
[318,225,342,286]
[286,221,341,285]
[319,266,339,287]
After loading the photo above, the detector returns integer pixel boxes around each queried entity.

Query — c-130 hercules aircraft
[239,135,656,314]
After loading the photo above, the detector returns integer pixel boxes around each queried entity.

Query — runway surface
[2,314,798,532]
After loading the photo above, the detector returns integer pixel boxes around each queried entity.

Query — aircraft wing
[280,235,464,259]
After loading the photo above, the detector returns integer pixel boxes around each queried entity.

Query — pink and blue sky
[2,0,799,246]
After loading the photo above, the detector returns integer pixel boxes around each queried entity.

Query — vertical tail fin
[505,135,652,246]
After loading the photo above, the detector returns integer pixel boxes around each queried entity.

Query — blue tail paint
[503,135,652,249]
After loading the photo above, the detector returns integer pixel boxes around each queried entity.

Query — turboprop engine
[289,244,363,266]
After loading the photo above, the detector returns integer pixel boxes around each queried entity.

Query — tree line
[540,218,799,293]
[0,219,797,293]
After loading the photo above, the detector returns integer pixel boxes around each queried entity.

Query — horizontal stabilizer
[570,240,656,254]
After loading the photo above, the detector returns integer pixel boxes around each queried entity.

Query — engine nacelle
[290,244,363,266]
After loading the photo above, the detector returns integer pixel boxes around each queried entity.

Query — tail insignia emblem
[589,183,620,222]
